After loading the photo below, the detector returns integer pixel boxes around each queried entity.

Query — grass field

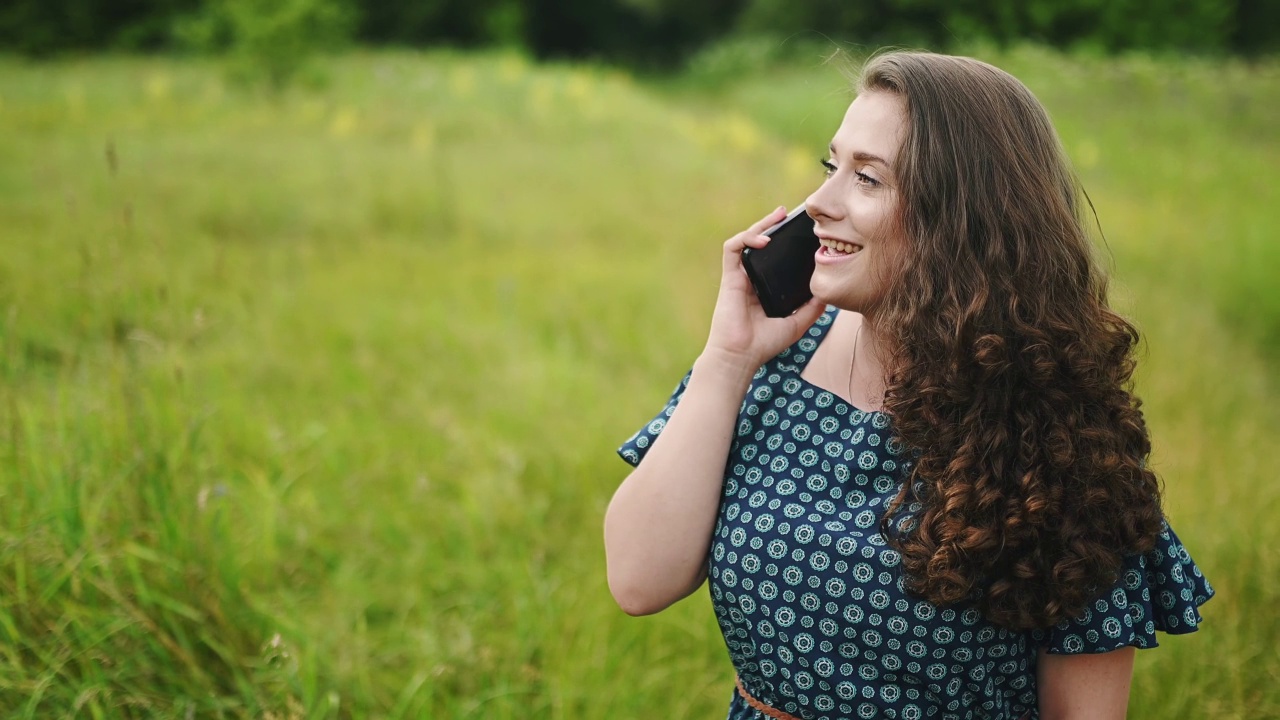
[0,46,1277,718]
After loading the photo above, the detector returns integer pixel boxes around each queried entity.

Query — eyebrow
[829,143,892,169]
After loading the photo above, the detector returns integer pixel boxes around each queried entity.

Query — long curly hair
[862,52,1166,630]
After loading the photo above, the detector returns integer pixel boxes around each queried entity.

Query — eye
[820,158,837,178]
[854,170,881,187]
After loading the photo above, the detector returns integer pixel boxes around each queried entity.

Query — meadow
[0,45,1276,718]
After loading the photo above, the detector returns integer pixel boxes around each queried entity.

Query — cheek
[850,197,898,242]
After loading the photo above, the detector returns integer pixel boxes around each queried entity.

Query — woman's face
[805,90,909,315]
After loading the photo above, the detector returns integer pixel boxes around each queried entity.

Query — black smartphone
[741,205,820,318]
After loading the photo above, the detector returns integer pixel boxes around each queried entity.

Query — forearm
[603,353,756,615]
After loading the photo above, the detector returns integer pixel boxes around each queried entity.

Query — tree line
[2,0,1275,66]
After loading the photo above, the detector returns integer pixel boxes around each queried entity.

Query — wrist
[692,351,761,392]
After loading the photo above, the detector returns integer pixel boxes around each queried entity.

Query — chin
[810,280,855,311]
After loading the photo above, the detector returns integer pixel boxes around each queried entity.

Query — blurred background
[0,1,1277,718]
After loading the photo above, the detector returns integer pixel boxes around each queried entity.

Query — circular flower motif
[794,670,814,690]
[767,539,788,559]
[794,633,815,653]
[845,490,866,508]
[783,566,805,586]
[798,449,820,468]
[843,604,865,624]
[759,581,778,600]
[826,577,847,598]
[853,563,874,583]
[836,537,858,556]
[755,514,775,533]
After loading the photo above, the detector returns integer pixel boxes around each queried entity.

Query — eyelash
[820,158,880,186]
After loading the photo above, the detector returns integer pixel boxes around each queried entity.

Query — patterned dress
[618,308,1213,720]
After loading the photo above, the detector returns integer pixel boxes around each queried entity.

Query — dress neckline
[789,307,884,418]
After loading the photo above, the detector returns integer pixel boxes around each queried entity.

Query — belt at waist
[734,676,803,720]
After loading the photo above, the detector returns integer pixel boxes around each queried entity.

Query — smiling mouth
[819,238,863,256]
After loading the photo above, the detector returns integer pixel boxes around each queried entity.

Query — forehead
[831,91,908,165]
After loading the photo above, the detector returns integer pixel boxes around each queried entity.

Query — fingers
[723,206,787,270]
[747,205,788,236]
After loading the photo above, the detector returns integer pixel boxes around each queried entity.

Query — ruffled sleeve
[616,371,692,467]
[1037,521,1214,654]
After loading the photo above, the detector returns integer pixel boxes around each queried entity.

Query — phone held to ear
[741,205,820,318]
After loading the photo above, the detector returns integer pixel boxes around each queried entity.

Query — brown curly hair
[860,52,1166,630]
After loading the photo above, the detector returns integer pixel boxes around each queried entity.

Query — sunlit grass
[0,48,1276,718]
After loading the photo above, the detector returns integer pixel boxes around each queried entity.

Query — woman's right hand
[700,206,827,379]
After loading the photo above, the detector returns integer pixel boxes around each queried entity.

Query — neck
[849,311,889,409]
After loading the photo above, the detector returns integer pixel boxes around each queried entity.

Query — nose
[805,177,843,226]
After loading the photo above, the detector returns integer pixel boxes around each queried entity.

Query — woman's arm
[603,207,826,616]
[1036,646,1135,720]
[603,353,757,615]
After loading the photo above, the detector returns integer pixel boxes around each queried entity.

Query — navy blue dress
[618,308,1213,720]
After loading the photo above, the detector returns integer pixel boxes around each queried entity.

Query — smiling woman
[604,50,1212,720]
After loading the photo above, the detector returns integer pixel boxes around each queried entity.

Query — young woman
[604,51,1212,720]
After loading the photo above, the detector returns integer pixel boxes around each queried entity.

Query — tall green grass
[0,48,1276,718]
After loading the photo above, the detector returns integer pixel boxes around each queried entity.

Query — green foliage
[0,50,1277,717]
[174,0,357,90]
[732,0,1246,55]
[2,1,1277,63]
[0,0,201,54]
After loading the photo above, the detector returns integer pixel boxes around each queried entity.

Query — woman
[604,51,1212,720]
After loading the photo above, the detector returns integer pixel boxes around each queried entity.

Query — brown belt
[735,676,804,720]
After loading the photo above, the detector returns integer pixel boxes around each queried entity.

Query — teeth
[821,239,861,255]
